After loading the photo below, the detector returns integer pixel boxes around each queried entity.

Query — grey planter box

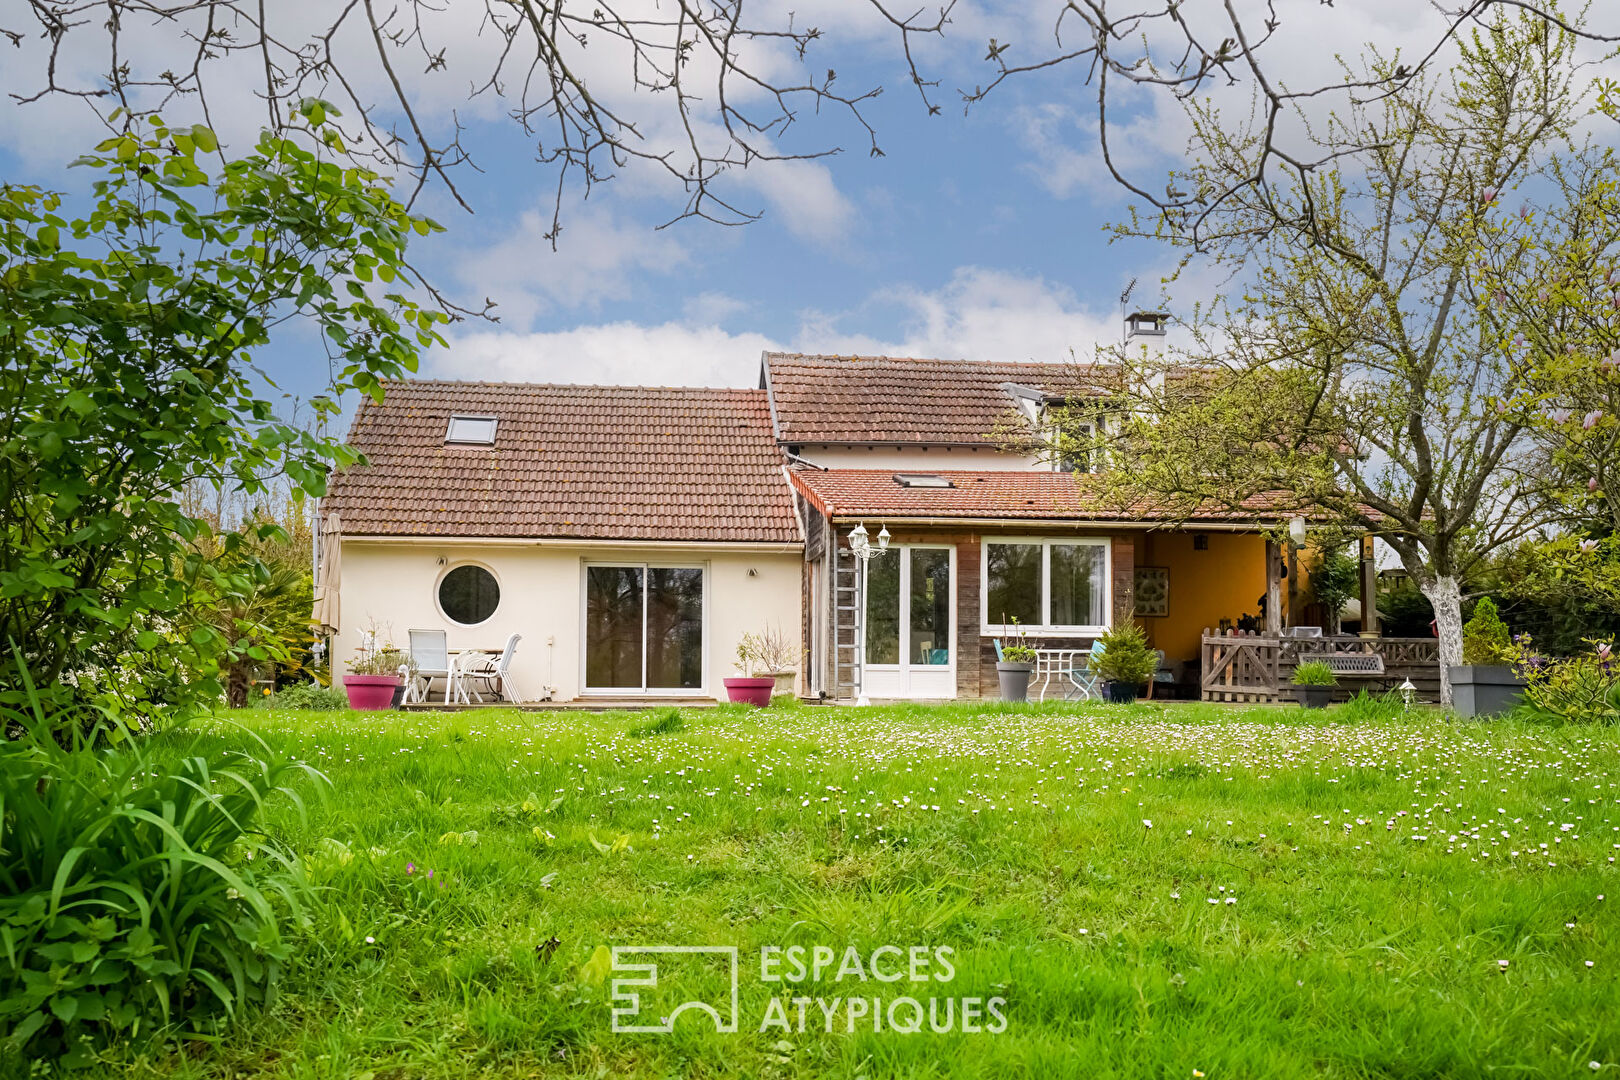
[1449,665,1525,717]
[997,661,1034,702]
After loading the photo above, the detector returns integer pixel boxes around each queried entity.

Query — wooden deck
[1201,631,1440,703]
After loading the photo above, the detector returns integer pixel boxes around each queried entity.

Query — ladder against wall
[832,541,860,700]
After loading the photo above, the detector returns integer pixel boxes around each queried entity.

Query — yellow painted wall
[1137,531,1268,664]
[336,539,803,701]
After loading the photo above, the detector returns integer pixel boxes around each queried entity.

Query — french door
[862,545,955,699]
[584,564,705,692]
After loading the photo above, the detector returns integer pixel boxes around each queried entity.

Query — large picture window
[982,539,1110,634]
[585,564,704,691]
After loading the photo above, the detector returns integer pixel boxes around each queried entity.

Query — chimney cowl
[1126,311,1169,338]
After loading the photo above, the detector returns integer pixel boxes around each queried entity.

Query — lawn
[97,701,1619,1078]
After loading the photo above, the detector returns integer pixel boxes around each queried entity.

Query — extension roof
[324,380,801,544]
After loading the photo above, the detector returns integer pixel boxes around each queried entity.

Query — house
[764,345,1303,701]
[323,316,1376,704]
[321,381,804,702]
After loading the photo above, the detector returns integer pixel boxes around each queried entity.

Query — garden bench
[1316,651,1392,691]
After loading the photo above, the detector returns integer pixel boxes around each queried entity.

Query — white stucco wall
[335,539,803,702]
[791,445,1047,471]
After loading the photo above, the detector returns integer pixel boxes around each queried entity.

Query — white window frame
[445,414,498,444]
[980,537,1111,637]
[862,543,957,678]
[579,560,710,695]
[1043,410,1101,474]
[1051,419,1098,474]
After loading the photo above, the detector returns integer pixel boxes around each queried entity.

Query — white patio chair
[406,628,453,704]
[458,633,524,704]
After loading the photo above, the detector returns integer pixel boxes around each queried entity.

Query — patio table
[1034,648,1095,702]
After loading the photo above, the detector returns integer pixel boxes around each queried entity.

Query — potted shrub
[750,627,799,698]
[724,634,777,707]
[997,640,1038,702]
[343,646,411,711]
[1449,597,1524,717]
[1292,660,1337,708]
[1090,622,1158,704]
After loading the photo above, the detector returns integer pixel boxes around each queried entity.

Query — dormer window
[445,415,498,445]
[1041,408,1101,474]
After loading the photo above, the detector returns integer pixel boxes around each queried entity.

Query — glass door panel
[863,550,901,665]
[863,545,953,698]
[909,548,951,666]
[585,566,644,689]
[646,567,704,689]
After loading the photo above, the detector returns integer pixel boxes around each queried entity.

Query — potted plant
[344,645,412,711]
[724,634,777,706]
[995,618,1037,702]
[1090,622,1158,704]
[997,642,1038,702]
[1449,597,1524,717]
[1291,660,1337,708]
[751,627,799,698]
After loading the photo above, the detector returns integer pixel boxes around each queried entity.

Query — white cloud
[432,264,1125,388]
[433,322,781,387]
[452,202,689,332]
[804,266,1119,362]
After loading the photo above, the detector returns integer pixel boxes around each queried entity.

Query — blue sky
[3,1,1608,411]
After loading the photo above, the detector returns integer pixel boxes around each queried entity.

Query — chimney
[1125,310,1169,390]
[1125,310,1168,344]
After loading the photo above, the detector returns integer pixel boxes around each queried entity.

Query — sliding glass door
[862,545,955,699]
[585,564,704,692]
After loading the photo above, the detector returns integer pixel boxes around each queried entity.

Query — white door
[862,546,955,699]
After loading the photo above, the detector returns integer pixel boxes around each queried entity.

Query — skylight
[445,415,498,445]
[893,473,954,488]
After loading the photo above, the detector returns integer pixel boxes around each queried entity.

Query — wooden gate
[1201,630,1283,703]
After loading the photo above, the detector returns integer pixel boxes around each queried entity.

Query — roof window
[445,415,498,445]
[893,473,954,488]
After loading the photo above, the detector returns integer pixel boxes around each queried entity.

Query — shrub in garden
[0,107,445,724]
[1090,623,1159,686]
[1462,597,1512,665]
[0,685,318,1066]
[1507,635,1620,724]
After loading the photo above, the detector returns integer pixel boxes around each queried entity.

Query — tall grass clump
[0,678,320,1068]
[628,709,686,738]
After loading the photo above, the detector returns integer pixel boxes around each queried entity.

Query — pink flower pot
[723,677,775,707]
[343,674,403,711]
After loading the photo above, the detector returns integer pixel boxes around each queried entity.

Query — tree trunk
[226,664,251,710]
[1419,575,1463,707]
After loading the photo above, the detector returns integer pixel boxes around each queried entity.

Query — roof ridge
[380,378,768,394]
[763,351,1073,366]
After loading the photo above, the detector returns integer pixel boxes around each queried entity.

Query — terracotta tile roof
[787,468,1296,524]
[763,352,1103,446]
[324,380,801,544]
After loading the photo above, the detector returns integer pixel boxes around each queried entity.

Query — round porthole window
[438,564,499,625]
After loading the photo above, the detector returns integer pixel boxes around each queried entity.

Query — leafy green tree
[1482,535,1620,655]
[0,106,446,721]
[1308,548,1361,635]
[1046,15,1595,703]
